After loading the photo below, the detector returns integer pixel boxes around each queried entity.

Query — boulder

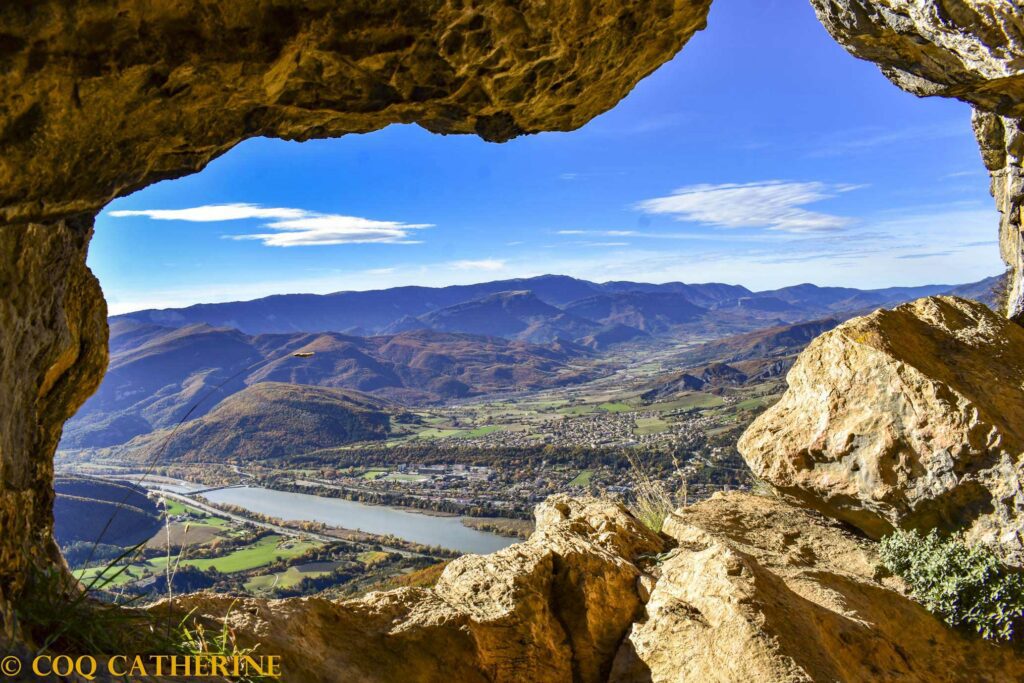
[739,296,1024,565]
[612,492,1024,682]
[175,493,1024,682]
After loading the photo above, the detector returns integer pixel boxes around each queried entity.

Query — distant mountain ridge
[114,382,394,463]
[114,274,1003,341]
[639,318,844,402]
[414,290,601,343]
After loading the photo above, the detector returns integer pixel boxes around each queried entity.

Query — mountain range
[115,274,1002,340]
[64,273,1001,455]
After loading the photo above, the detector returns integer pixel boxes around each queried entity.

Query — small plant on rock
[879,528,1024,641]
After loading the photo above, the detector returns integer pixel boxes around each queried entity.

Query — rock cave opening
[1,1,1023,678]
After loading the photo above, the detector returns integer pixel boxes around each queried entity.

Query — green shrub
[879,528,1024,641]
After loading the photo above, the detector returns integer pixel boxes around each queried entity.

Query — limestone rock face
[974,110,1024,317]
[810,1,1024,112]
[612,493,1024,683]
[0,1,711,223]
[171,496,664,683]
[739,296,1024,564]
[809,0,1024,317]
[178,494,1024,682]
[0,220,108,633]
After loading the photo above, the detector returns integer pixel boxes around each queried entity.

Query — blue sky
[93,0,1002,315]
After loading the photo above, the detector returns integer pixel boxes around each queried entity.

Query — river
[202,486,515,554]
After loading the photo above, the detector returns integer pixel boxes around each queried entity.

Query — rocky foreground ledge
[174,493,1022,682]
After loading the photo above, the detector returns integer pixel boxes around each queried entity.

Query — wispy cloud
[943,170,983,179]
[447,259,507,271]
[806,123,965,158]
[557,170,627,182]
[108,203,432,247]
[635,181,860,233]
[896,251,955,260]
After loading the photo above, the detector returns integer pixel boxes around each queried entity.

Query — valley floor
[57,337,773,603]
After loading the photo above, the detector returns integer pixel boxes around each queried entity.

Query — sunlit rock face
[0,220,108,636]
[614,493,1024,683]
[974,111,1024,319]
[0,0,712,639]
[180,494,1024,682]
[809,0,1024,317]
[739,296,1024,566]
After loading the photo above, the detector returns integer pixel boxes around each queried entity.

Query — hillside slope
[53,476,162,547]
[563,291,705,333]
[115,383,392,463]
[62,325,597,449]
[417,290,601,342]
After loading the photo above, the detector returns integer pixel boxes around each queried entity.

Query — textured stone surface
[176,494,1024,682]
[0,0,711,638]
[809,0,1024,317]
[612,492,1024,683]
[168,496,663,683]
[810,1,1024,112]
[0,220,108,638]
[974,110,1023,317]
[739,296,1024,564]
[0,1,711,224]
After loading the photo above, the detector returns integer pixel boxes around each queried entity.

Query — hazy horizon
[105,271,1000,316]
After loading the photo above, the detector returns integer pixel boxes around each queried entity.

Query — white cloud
[635,181,857,233]
[556,229,586,235]
[108,202,432,247]
[109,204,306,222]
[447,259,507,271]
